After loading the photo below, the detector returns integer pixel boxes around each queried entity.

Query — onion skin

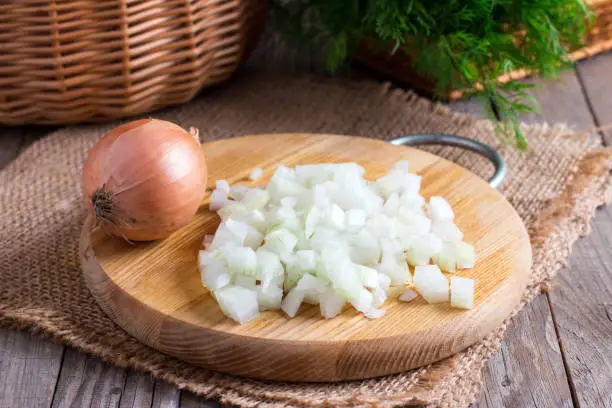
[82,119,207,241]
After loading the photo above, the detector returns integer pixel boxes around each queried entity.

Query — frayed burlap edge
[1,72,611,407]
[2,147,611,408]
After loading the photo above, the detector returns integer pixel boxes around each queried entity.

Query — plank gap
[147,380,158,408]
[49,346,68,407]
[573,66,607,146]
[546,292,581,408]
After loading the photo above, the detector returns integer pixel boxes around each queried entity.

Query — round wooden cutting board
[80,133,532,382]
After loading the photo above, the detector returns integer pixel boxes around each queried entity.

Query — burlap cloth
[1,72,612,408]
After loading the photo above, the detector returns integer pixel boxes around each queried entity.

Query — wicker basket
[354,0,612,100]
[0,0,266,125]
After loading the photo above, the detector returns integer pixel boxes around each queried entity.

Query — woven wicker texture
[0,0,266,125]
[1,72,611,407]
[354,0,612,100]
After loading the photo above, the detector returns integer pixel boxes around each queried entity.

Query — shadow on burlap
[1,72,611,407]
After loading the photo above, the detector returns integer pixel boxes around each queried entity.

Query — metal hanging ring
[388,133,506,189]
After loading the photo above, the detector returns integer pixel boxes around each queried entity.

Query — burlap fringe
[1,73,611,407]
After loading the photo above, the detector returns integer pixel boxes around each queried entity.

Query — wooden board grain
[80,133,531,382]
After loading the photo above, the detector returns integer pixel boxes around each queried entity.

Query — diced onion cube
[281,289,304,317]
[296,250,317,271]
[434,242,457,273]
[215,286,259,324]
[406,234,442,266]
[377,273,391,293]
[242,188,270,210]
[326,204,345,228]
[255,284,283,311]
[295,273,328,293]
[264,228,298,256]
[399,288,418,302]
[399,193,425,212]
[456,242,476,269]
[427,196,454,221]
[356,265,379,289]
[224,246,257,276]
[364,308,386,319]
[319,289,345,319]
[401,174,421,195]
[201,259,231,291]
[256,248,283,289]
[235,274,256,288]
[345,208,366,229]
[393,160,409,172]
[450,276,474,309]
[350,288,374,313]
[432,220,463,243]
[413,265,449,304]
[229,185,250,200]
[372,286,388,307]
[303,292,321,305]
[210,189,231,211]
[216,180,230,194]
[202,234,214,248]
[249,168,264,180]
[304,207,321,238]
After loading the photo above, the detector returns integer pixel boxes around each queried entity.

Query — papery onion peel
[82,119,207,241]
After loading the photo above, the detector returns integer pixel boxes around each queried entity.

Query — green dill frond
[270,0,593,149]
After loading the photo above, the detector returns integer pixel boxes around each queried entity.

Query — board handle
[388,134,506,189]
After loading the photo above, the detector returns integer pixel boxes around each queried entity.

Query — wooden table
[1,36,611,408]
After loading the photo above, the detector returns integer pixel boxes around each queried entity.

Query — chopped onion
[215,286,259,324]
[230,185,250,200]
[216,180,230,194]
[399,288,418,302]
[199,161,477,323]
[455,241,476,269]
[210,189,231,211]
[249,168,264,180]
[413,265,449,303]
[319,289,346,319]
[364,307,386,319]
[281,288,305,317]
[450,276,474,309]
[427,196,454,221]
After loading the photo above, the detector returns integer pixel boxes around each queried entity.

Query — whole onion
[82,119,208,241]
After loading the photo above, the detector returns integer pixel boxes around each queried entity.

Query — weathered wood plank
[118,370,154,408]
[576,52,612,143]
[547,206,612,408]
[475,295,573,408]
[447,93,575,408]
[151,381,181,408]
[0,126,66,408]
[515,64,612,408]
[180,391,220,408]
[448,97,488,118]
[0,329,64,408]
[516,69,595,131]
[51,349,126,408]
